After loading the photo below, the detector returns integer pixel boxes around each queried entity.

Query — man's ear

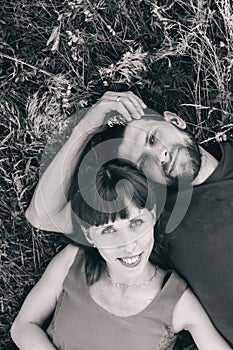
[163,111,186,130]
[80,225,94,245]
[150,206,157,223]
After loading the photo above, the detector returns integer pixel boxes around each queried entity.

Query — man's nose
[157,148,169,165]
[148,140,169,165]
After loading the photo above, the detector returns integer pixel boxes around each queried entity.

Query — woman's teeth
[122,256,139,264]
[118,253,142,267]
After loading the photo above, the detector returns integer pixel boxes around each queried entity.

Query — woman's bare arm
[173,288,232,349]
[11,244,79,350]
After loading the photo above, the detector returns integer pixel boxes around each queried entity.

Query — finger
[127,91,147,109]
[117,96,143,119]
[116,91,147,111]
[94,96,132,121]
[103,91,122,100]
[104,91,145,106]
[116,94,146,118]
[123,94,146,117]
[108,102,132,122]
[104,91,146,116]
[99,98,137,122]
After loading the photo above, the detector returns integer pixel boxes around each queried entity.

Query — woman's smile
[117,252,143,268]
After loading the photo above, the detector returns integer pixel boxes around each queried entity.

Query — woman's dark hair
[71,158,156,228]
[68,127,169,285]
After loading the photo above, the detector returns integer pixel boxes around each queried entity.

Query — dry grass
[0,0,232,347]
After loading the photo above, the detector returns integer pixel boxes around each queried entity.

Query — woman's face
[85,206,156,276]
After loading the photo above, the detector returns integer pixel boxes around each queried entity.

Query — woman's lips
[117,252,143,268]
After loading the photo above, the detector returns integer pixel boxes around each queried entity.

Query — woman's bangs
[71,158,156,229]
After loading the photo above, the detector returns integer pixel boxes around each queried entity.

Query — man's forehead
[118,138,143,159]
[117,111,165,157]
[123,115,164,139]
[118,123,147,160]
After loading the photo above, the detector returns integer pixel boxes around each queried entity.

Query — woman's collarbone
[89,277,161,317]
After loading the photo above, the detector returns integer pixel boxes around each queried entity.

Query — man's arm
[25,91,146,234]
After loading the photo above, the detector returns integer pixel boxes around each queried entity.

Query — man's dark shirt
[163,142,233,344]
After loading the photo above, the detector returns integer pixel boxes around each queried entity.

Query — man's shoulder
[221,141,233,154]
[204,141,233,161]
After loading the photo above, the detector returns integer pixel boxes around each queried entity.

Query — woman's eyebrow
[129,213,143,222]
[101,222,115,230]
[100,223,113,229]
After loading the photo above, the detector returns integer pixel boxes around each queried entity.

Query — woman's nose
[119,239,137,253]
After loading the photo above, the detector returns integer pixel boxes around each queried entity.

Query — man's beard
[164,132,202,187]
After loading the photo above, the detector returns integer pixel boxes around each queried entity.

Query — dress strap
[62,248,86,291]
[153,270,188,327]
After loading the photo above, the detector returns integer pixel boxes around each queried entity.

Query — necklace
[107,266,158,289]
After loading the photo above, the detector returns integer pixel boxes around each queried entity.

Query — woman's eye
[130,219,144,228]
[102,226,115,235]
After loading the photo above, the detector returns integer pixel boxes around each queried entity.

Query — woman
[11,157,231,350]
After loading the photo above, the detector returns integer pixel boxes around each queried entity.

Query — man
[117,107,233,346]
[26,91,233,345]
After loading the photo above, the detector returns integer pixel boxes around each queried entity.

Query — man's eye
[102,226,115,235]
[130,219,144,228]
[149,133,155,146]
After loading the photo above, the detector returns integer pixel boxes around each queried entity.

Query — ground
[0,0,232,348]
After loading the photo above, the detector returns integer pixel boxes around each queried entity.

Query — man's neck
[192,146,219,186]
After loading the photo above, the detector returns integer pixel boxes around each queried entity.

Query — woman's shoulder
[54,244,79,267]
[44,244,80,278]
[59,243,80,257]
[158,269,187,289]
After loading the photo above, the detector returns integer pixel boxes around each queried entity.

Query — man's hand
[25,90,147,234]
[78,91,147,135]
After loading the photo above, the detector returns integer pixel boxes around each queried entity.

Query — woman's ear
[163,111,187,130]
[80,225,94,245]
